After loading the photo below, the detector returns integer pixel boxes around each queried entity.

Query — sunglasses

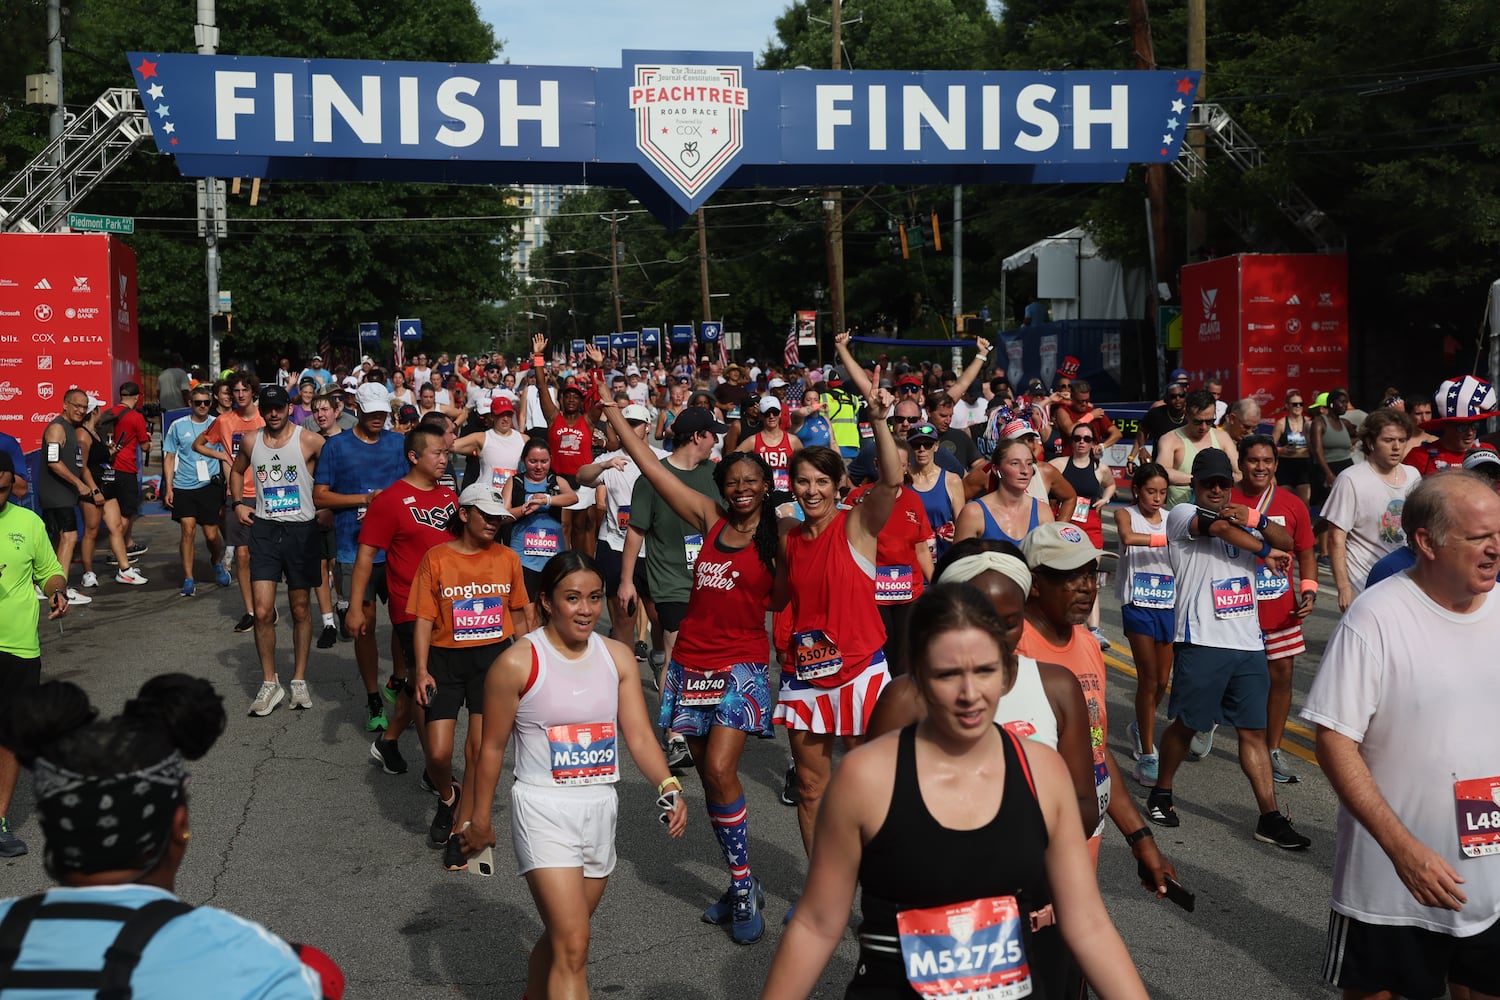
[1165,392,1186,400]
[1189,418,1215,426]
[1072,434,1094,442]
[911,440,937,449]
[889,416,917,425]
[191,399,213,407]
[1288,401,1304,407]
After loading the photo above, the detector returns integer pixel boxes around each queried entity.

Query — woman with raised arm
[599,395,783,944]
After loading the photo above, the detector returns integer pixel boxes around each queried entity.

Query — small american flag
[716,330,728,369]
[392,334,405,372]
[783,320,799,368]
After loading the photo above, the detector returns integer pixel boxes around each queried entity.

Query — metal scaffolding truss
[0,88,150,234]
[1172,102,1345,253]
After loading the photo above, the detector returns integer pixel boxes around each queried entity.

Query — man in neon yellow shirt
[0,449,69,857]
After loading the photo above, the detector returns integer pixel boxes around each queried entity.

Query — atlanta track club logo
[629,63,747,200]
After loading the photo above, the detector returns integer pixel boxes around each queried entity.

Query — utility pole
[951,187,963,374]
[824,0,846,342]
[1132,0,1172,394]
[196,0,223,374]
[696,207,713,329]
[47,0,63,154]
[606,211,624,337]
[1185,0,1207,262]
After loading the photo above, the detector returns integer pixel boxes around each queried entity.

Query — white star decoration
[162,122,175,134]
[154,104,170,119]
[147,83,164,100]
[1162,133,1174,144]
[1171,98,1186,114]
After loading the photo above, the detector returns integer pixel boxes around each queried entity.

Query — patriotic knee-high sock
[707,795,752,888]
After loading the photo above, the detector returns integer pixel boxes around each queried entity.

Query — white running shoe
[65,587,93,605]
[249,679,285,716]
[81,572,99,588]
[114,568,148,586]
[1187,724,1218,761]
[288,680,312,710]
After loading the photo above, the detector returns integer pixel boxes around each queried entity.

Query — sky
[473,1,793,67]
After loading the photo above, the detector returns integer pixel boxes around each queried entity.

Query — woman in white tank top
[454,552,687,1000]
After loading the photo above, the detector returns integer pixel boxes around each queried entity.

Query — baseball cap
[1462,445,1500,473]
[560,382,585,397]
[119,381,141,398]
[1003,419,1038,441]
[341,375,360,391]
[671,406,728,437]
[622,403,651,423]
[897,374,922,388]
[0,450,12,475]
[1191,448,1235,483]
[626,365,640,375]
[86,393,107,414]
[311,355,324,363]
[758,395,782,414]
[1021,522,1104,572]
[396,403,419,424]
[457,483,513,518]
[907,422,940,444]
[1169,368,1190,385]
[1312,391,1329,408]
[1027,378,1048,396]
[258,384,291,411]
[355,383,391,414]
[489,396,515,416]
[768,377,787,389]
[299,375,318,389]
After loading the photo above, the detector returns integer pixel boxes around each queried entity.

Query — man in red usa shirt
[347,423,460,779]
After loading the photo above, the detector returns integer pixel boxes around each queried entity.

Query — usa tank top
[512,628,621,788]
[973,496,1040,546]
[753,431,796,492]
[852,726,1067,1000]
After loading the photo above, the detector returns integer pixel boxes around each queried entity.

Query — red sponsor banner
[0,234,138,451]
[1182,254,1348,416]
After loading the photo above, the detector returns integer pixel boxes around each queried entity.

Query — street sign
[358,322,379,344]
[641,327,660,346]
[700,321,722,343]
[397,317,423,342]
[571,339,587,354]
[725,330,741,351]
[217,290,232,313]
[67,212,134,234]
[671,324,693,346]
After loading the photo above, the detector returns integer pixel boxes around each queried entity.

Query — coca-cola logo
[30,413,53,422]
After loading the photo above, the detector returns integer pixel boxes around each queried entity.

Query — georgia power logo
[629,63,747,200]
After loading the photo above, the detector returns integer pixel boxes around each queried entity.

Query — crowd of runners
[0,335,1497,1000]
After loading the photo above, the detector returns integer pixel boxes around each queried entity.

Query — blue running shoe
[731,876,765,944]
[701,890,733,925]
[180,578,195,598]
[216,565,233,588]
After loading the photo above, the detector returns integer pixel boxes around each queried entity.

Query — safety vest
[826,390,862,453]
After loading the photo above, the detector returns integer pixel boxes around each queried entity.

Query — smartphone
[468,846,494,878]
[625,598,637,618]
[1138,861,1195,912]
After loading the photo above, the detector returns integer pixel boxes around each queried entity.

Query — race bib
[876,564,914,604]
[684,533,704,572]
[263,484,300,516]
[523,524,562,559]
[1285,431,1306,448]
[1255,564,1289,601]
[1070,503,1090,524]
[1455,775,1500,858]
[896,896,1033,1000]
[1130,571,1174,609]
[791,629,843,681]
[230,432,244,456]
[546,722,618,785]
[490,466,515,491]
[195,459,211,482]
[616,503,631,532]
[1211,577,1255,619]
[452,597,506,643]
[773,466,790,491]
[1092,760,1111,839]
[679,663,729,707]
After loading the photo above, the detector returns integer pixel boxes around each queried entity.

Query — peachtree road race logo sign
[630,64,746,201]
[128,49,1200,221]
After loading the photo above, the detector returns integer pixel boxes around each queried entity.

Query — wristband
[1246,509,1264,530]
[657,775,683,797]
[1124,827,1154,847]
[1257,538,1273,559]
[1148,533,1168,548]
[533,354,545,368]
[1194,509,1218,535]
[1300,579,1319,594]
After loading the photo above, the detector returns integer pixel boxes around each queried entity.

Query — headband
[937,552,1032,596]
[34,751,187,877]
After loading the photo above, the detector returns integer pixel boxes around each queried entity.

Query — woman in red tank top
[777,333,903,864]
[598,398,782,943]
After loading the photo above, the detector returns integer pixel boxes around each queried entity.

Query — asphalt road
[1,505,1348,999]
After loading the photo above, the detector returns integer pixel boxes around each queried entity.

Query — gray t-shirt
[630,459,721,605]
[1165,502,1263,651]
[157,368,193,409]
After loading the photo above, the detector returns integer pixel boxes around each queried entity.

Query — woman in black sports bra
[760,584,1148,1000]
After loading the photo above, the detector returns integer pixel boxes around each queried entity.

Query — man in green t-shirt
[0,449,68,857]
[618,406,723,768]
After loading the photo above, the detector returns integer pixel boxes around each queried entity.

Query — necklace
[1167,408,1185,426]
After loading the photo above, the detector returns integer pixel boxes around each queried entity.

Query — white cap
[341,375,360,391]
[360,354,372,364]
[621,403,651,423]
[758,395,782,413]
[626,365,640,376]
[768,377,787,389]
[355,383,391,413]
[86,393,107,413]
[457,483,513,517]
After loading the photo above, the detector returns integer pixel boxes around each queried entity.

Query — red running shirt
[671,519,776,671]
[752,431,796,492]
[785,509,886,687]
[846,484,933,605]
[358,481,458,624]
[549,413,592,476]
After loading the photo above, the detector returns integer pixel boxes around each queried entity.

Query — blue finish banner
[670,324,694,346]
[128,51,1200,222]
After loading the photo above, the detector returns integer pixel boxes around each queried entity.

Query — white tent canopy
[1001,226,1148,322]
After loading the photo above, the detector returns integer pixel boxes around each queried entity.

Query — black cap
[396,403,419,424]
[671,405,727,437]
[1191,448,1234,483]
[258,384,291,411]
[907,422,940,443]
[119,381,142,398]
[0,450,13,475]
